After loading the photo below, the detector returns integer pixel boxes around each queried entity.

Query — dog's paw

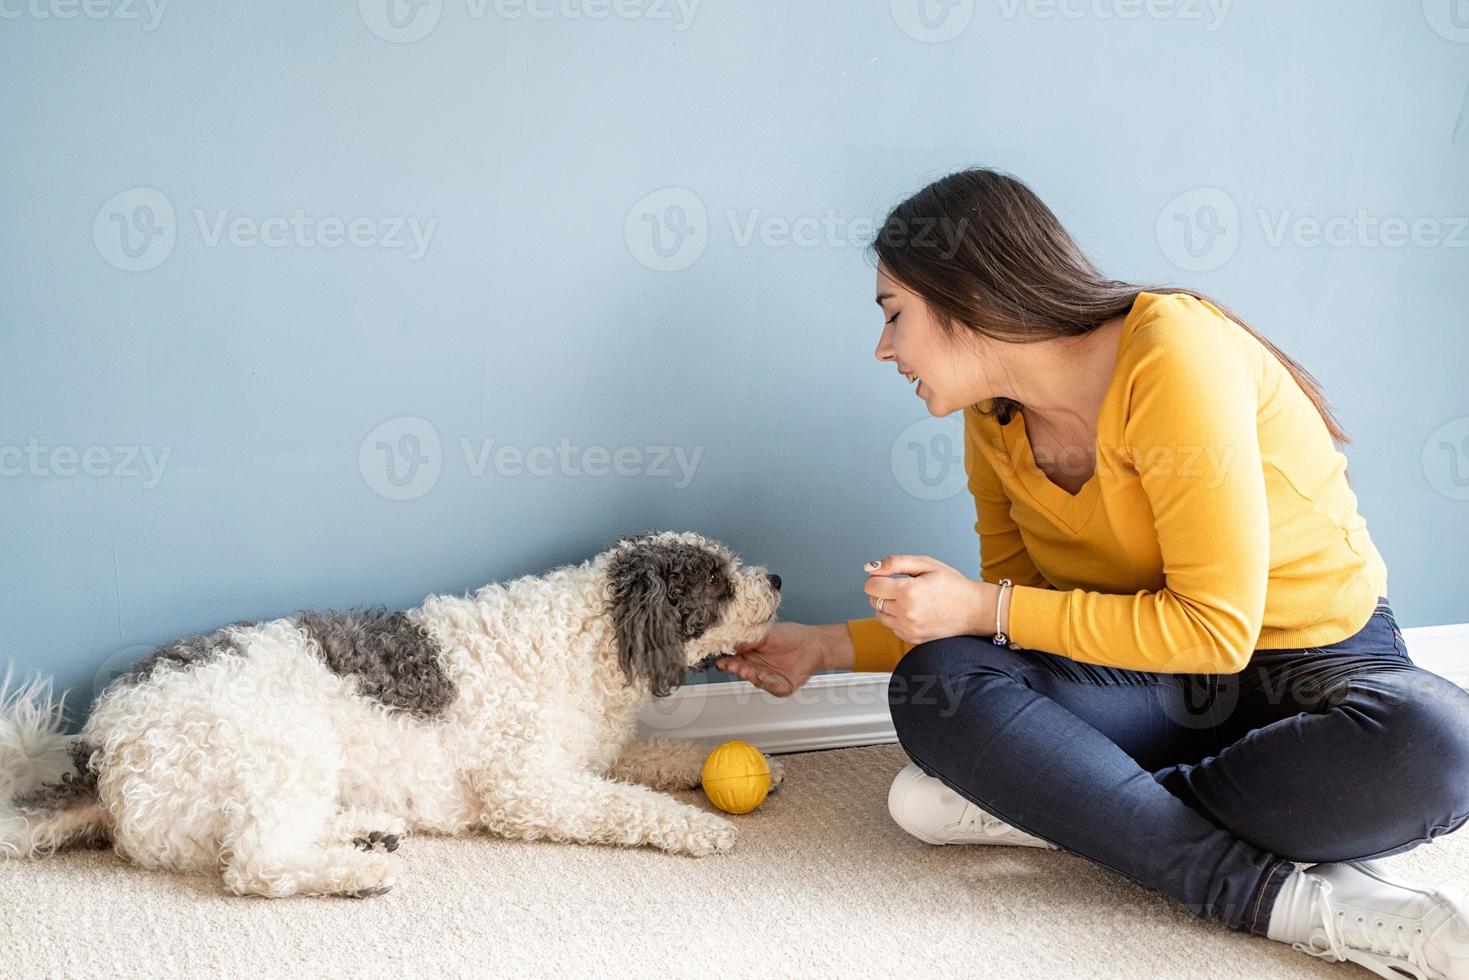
[353,830,403,853]
[335,809,410,851]
[338,851,401,898]
[765,754,785,790]
[677,813,737,857]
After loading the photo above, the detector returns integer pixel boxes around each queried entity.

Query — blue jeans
[886,596,1469,936]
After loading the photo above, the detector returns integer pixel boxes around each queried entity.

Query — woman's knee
[889,639,965,736]
[887,637,1015,747]
[1363,670,1469,816]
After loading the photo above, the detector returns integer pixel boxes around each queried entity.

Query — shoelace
[956,804,1021,839]
[1294,876,1432,979]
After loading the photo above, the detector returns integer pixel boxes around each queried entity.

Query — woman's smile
[898,367,929,400]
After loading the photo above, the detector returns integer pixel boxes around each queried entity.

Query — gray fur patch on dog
[607,535,734,698]
[67,739,99,793]
[111,610,454,719]
[12,771,92,814]
[118,625,250,687]
[12,739,107,847]
[298,608,456,718]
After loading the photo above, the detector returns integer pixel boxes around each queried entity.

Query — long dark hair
[871,168,1349,445]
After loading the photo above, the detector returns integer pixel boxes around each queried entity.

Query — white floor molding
[639,623,1469,754]
[1403,622,1469,688]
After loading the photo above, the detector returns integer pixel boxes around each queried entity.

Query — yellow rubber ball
[701,740,772,814]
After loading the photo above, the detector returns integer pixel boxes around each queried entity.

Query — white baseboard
[637,670,898,754]
[639,622,1469,755]
[1402,622,1469,688]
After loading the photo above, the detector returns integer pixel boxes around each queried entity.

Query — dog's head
[605,531,781,698]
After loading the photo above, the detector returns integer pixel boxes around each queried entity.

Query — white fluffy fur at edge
[0,667,77,858]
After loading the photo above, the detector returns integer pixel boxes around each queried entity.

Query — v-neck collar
[998,295,1148,535]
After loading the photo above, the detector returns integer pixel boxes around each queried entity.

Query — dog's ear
[608,544,686,698]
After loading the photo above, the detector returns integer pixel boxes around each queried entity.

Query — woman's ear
[608,544,686,698]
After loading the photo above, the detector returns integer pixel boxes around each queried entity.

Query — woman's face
[873,264,993,417]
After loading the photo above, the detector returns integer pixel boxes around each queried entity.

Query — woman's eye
[885,312,899,325]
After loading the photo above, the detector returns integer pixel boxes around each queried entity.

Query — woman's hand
[714,622,852,697]
[864,555,999,645]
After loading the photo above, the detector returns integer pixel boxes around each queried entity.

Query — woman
[718,169,1469,977]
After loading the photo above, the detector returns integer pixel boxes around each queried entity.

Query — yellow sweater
[848,292,1388,675]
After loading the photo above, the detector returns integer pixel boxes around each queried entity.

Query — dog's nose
[767,573,782,592]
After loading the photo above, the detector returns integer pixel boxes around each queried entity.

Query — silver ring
[876,597,886,613]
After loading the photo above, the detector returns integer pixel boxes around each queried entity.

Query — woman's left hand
[864,555,997,645]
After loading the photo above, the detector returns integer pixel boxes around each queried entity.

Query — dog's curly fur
[0,531,784,898]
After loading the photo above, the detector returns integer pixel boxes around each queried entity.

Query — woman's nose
[767,573,782,592]
[875,322,896,362]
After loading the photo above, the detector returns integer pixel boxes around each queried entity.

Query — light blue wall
[3,1,1467,727]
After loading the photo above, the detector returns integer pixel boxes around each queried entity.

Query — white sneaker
[886,763,1056,849]
[1283,860,1469,979]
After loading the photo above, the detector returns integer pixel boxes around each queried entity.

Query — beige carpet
[3,743,1465,979]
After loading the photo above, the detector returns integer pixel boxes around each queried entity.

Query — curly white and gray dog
[0,531,785,898]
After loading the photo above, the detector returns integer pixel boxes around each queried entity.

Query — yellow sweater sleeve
[1005,316,1270,674]
[846,617,911,673]
[846,406,1054,673]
